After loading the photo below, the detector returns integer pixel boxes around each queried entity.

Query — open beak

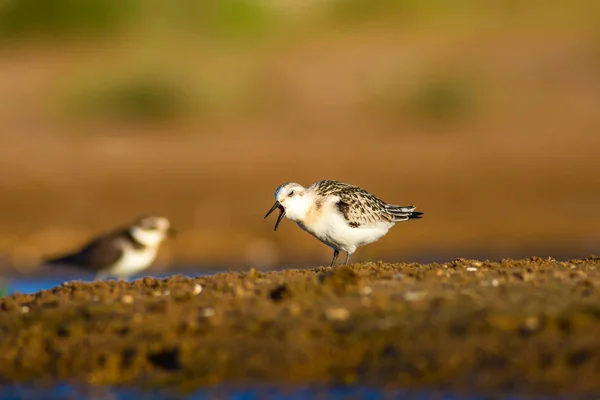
[264,201,286,231]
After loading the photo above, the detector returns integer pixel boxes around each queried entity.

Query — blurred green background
[0,0,599,273]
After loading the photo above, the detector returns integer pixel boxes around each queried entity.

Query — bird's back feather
[44,228,139,271]
[310,180,423,228]
[385,204,424,222]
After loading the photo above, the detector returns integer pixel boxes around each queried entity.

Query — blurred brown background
[0,0,599,273]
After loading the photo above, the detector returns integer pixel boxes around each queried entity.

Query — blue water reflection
[0,384,575,400]
[4,269,225,295]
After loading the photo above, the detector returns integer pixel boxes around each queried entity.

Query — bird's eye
[288,191,295,197]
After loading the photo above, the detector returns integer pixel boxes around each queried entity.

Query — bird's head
[264,182,310,230]
[130,215,176,246]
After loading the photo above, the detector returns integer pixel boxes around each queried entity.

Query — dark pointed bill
[264,201,286,231]
[167,227,177,237]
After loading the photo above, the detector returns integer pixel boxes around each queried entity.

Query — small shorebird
[265,180,423,266]
[44,216,175,280]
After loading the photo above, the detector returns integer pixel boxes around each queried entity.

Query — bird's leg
[94,272,108,282]
[330,250,339,267]
[344,252,351,265]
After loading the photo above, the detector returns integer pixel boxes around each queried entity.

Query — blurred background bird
[43,216,175,280]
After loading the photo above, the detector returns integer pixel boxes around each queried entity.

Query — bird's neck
[130,227,163,248]
[285,193,316,223]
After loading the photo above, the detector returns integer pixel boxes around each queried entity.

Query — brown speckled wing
[311,180,393,228]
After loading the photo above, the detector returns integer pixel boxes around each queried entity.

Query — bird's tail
[385,205,423,222]
[44,254,78,266]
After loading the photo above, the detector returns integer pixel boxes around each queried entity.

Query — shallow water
[3,269,226,295]
[0,384,573,400]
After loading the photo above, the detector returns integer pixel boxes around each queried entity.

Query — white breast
[300,202,393,254]
[108,245,158,278]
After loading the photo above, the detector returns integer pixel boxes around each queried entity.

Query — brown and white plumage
[265,180,423,266]
[44,216,176,280]
[312,180,421,226]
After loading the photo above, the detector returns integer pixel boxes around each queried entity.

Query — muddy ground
[1,258,600,397]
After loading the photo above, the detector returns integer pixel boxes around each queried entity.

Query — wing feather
[45,231,126,271]
[311,180,423,227]
[311,180,392,227]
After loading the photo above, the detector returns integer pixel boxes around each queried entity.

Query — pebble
[403,291,428,302]
[523,316,541,331]
[288,303,301,316]
[360,286,373,296]
[466,267,478,272]
[121,295,134,304]
[325,307,350,321]
[193,284,203,295]
[20,306,30,314]
[200,307,216,318]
